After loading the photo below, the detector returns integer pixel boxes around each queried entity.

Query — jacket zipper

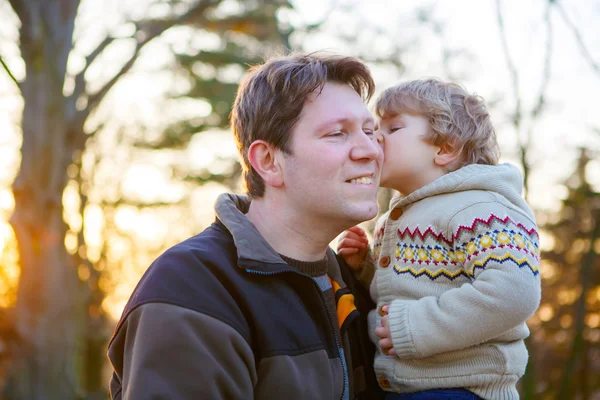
[246,268,348,400]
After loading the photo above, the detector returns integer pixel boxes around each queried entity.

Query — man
[107,52,385,399]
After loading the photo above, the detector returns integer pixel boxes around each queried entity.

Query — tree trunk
[5,1,84,398]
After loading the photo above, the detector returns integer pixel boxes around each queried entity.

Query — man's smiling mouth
[347,175,374,185]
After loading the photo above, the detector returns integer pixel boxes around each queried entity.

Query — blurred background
[0,0,598,398]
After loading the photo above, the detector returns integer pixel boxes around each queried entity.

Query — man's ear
[434,143,460,168]
[248,140,284,188]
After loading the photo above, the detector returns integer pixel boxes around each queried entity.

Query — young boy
[338,79,541,400]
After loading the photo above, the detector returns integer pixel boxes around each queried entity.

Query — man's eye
[390,127,402,133]
[364,129,374,135]
[329,131,344,137]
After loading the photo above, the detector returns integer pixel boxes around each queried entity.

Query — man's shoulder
[152,220,236,278]
[120,221,242,321]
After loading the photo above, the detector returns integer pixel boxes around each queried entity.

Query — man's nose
[351,132,382,161]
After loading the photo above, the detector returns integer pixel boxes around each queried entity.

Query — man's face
[279,82,382,228]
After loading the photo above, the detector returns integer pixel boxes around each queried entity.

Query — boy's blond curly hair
[375,78,500,169]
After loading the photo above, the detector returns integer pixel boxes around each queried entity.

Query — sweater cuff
[388,299,418,359]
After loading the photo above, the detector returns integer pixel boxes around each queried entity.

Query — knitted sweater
[365,163,541,400]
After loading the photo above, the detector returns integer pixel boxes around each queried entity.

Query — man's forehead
[317,114,374,129]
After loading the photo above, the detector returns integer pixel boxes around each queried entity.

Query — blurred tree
[494,0,555,396]
[0,0,292,398]
[530,148,600,399]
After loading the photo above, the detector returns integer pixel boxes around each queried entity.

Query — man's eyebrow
[316,116,375,131]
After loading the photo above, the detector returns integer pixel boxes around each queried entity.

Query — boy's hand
[375,306,396,356]
[337,226,369,271]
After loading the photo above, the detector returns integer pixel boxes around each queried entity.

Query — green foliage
[136,0,293,188]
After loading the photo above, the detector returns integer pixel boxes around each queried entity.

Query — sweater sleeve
[108,302,257,399]
[388,204,542,359]
[355,214,388,288]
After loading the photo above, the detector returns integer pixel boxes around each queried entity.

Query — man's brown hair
[230,52,375,198]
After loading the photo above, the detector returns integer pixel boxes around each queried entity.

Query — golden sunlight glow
[585,329,600,343]
[78,264,91,281]
[538,229,554,252]
[558,288,580,306]
[64,231,78,254]
[538,304,554,322]
[0,189,15,218]
[0,222,20,308]
[539,260,556,281]
[586,313,600,329]
[0,222,10,254]
[559,314,572,329]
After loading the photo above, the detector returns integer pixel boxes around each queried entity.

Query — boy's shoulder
[406,188,498,218]
[403,188,536,231]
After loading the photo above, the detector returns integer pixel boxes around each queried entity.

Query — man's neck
[246,197,338,262]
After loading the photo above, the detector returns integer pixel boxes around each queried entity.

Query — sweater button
[379,256,390,268]
[390,208,403,220]
[378,304,388,316]
[379,375,391,389]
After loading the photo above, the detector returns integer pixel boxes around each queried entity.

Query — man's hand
[375,305,396,356]
[337,226,369,271]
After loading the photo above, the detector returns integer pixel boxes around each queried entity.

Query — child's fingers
[340,230,364,241]
[337,237,367,250]
[378,337,393,352]
[339,228,369,246]
[347,225,367,237]
[337,248,359,257]
[374,325,388,338]
[388,347,397,357]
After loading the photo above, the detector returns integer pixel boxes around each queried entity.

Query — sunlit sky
[0,0,599,319]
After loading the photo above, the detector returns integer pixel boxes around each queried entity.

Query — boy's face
[278,82,382,228]
[377,112,444,195]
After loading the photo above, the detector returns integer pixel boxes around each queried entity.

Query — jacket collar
[214,193,343,280]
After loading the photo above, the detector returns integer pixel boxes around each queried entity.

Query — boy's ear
[434,143,460,168]
[248,140,284,188]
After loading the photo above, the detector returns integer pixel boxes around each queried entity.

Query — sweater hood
[389,163,533,219]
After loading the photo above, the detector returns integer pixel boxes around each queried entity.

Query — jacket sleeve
[108,302,257,399]
[388,204,542,359]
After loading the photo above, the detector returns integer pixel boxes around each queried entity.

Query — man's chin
[347,202,379,224]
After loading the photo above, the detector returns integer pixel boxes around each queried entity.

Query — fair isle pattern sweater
[365,164,541,400]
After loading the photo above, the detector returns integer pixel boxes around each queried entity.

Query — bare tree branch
[555,0,600,76]
[518,0,554,206]
[496,0,534,202]
[495,0,522,130]
[69,36,120,107]
[0,54,20,90]
[74,0,220,122]
[531,1,553,119]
